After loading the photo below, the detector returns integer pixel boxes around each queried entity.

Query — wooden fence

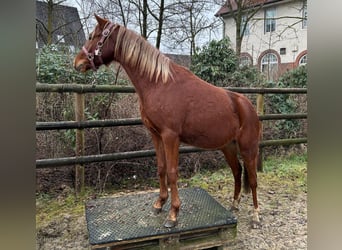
[36,83,307,194]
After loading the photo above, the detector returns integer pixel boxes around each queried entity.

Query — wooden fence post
[75,93,85,196]
[256,94,264,172]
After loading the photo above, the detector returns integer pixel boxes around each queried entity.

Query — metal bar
[36,83,306,94]
[36,138,307,169]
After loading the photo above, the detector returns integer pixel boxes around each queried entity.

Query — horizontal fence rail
[36,138,307,169]
[36,118,143,130]
[36,83,136,93]
[36,83,307,173]
[36,83,307,94]
[36,114,307,131]
[36,146,202,168]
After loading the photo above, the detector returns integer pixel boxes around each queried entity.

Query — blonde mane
[114,25,172,84]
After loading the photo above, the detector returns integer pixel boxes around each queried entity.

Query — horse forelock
[113,25,171,84]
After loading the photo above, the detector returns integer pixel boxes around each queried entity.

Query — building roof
[215,0,285,17]
[36,1,85,48]
[165,53,191,68]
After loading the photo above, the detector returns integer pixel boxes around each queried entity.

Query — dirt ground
[36,168,307,250]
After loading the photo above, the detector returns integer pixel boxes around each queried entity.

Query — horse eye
[88,33,93,40]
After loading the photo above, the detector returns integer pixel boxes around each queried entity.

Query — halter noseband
[82,22,116,71]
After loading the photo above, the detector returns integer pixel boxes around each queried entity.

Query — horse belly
[180,111,238,149]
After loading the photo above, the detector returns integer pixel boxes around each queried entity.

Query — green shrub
[36,44,118,85]
[36,45,126,158]
[190,38,264,87]
[278,65,307,88]
[191,37,237,86]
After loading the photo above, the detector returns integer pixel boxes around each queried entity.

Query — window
[302,1,307,29]
[241,15,250,36]
[261,53,278,81]
[239,55,252,67]
[265,7,276,33]
[280,48,286,55]
[299,54,307,65]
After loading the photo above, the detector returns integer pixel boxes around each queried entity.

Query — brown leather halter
[82,22,116,71]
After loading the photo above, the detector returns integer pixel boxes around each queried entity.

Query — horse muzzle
[74,57,89,72]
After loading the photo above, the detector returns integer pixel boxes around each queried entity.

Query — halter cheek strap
[82,22,116,71]
[82,46,97,70]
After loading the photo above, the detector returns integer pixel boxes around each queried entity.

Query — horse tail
[242,163,251,194]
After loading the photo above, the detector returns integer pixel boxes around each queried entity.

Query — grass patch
[36,188,93,228]
[181,153,307,194]
[262,153,307,192]
[180,168,232,190]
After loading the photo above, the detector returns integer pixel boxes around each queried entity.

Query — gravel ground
[36,172,307,249]
[219,189,307,249]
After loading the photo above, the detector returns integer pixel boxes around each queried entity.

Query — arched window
[299,54,307,65]
[239,55,252,67]
[261,53,278,81]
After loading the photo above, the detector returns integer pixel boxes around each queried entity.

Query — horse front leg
[161,131,180,228]
[151,132,168,214]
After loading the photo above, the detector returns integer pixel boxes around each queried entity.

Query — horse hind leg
[240,149,260,229]
[221,143,243,211]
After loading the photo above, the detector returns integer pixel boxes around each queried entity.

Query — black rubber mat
[85,187,237,246]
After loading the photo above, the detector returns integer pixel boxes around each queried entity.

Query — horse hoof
[230,205,239,212]
[164,219,178,228]
[252,220,261,229]
[251,208,260,229]
[230,199,240,211]
[152,206,162,215]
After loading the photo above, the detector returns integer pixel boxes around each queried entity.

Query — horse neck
[108,27,169,100]
[119,63,154,101]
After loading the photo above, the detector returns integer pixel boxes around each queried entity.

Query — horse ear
[94,14,107,29]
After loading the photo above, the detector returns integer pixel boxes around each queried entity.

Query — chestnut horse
[74,14,261,228]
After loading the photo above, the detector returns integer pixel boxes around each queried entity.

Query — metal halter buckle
[102,29,110,36]
[94,48,101,56]
[87,53,94,61]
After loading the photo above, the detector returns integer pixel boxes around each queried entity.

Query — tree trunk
[155,0,164,49]
[142,0,148,39]
[236,33,242,58]
[47,0,53,45]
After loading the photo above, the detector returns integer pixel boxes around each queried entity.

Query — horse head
[74,14,117,72]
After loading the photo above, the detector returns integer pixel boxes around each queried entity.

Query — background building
[216,0,307,80]
[36,0,85,52]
